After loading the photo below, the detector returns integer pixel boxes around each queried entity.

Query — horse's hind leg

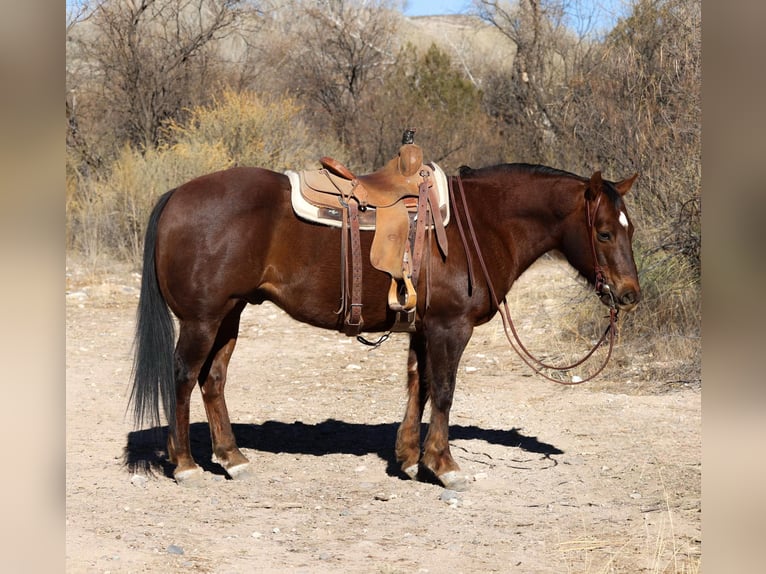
[168,319,221,485]
[395,334,429,479]
[199,301,251,479]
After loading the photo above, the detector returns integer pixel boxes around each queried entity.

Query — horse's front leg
[420,320,473,491]
[395,334,429,479]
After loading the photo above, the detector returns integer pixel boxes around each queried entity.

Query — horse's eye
[597,231,611,242]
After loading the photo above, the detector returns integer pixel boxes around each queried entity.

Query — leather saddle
[287,131,448,334]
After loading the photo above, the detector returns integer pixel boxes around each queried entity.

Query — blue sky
[403,0,473,16]
[403,0,628,34]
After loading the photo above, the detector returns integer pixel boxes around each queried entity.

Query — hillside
[400,14,516,74]
[67,11,515,81]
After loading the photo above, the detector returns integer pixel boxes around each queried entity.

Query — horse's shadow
[124,419,563,481]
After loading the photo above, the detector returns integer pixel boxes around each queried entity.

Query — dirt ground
[66,258,701,573]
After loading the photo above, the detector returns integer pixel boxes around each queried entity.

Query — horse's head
[566,171,641,312]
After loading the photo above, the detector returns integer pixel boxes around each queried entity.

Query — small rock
[167,545,184,555]
[440,490,461,506]
[251,531,262,539]
[374,492,397,501]
[129,474,148,488]
[465,366,478,373]
[345,364,362,370]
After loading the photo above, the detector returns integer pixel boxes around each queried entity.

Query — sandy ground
[66,258,700,573]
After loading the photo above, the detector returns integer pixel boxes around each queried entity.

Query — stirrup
[387,276,417,313]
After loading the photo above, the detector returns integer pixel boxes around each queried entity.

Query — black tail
[129,190,177,431]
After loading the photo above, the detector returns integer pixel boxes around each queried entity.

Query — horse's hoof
[174,467,206,487]
[403,464,419,480]
[225,463,253,480]
[438,470,471,492]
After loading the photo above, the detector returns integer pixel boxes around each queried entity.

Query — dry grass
[555,465,701,573]
[499,256,700,390]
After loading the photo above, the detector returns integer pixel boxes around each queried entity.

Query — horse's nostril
[621,291,640,305]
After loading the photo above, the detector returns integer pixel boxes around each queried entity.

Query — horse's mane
[458,163,623,205]
[459,162,582,180]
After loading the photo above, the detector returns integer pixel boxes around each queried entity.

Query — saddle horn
[398,128,422,177]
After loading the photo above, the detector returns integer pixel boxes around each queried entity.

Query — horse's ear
[614,173,639,196]
[585,171,603,200]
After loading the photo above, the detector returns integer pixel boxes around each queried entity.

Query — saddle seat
[318,139,424,209]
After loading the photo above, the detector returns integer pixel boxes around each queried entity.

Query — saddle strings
[335,203,350,316]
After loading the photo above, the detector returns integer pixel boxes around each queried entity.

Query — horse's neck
[466,177,574,288]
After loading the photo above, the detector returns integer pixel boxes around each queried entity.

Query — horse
[130,162,641,490]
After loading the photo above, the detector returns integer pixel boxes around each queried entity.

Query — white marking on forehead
[618,211,629,229]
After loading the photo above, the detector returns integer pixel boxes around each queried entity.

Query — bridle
[586,191,618,309]
[448,175,620,385]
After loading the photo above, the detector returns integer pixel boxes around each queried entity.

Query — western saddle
[288,129,448,334]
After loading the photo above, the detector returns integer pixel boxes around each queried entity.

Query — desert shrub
[483,0,702,384]
[66,90,343,264]
[599,0,700,383]
[67,0,246,150]
[163,89,344,171]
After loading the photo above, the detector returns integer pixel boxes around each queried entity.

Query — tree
[67,0,248,152]
[477,0,571,160]
[282,0,401,149]
[359,43,503,172]
[566,0,701,276]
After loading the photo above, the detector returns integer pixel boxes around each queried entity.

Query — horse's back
[164,166,289,216]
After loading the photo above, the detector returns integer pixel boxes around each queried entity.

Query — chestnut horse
[130,163,640,489]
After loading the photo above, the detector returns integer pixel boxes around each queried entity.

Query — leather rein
[448,175,619,385]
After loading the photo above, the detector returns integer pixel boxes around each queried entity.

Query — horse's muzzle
[599,284,640,312]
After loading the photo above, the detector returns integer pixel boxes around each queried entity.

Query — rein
[448,175,619,385]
